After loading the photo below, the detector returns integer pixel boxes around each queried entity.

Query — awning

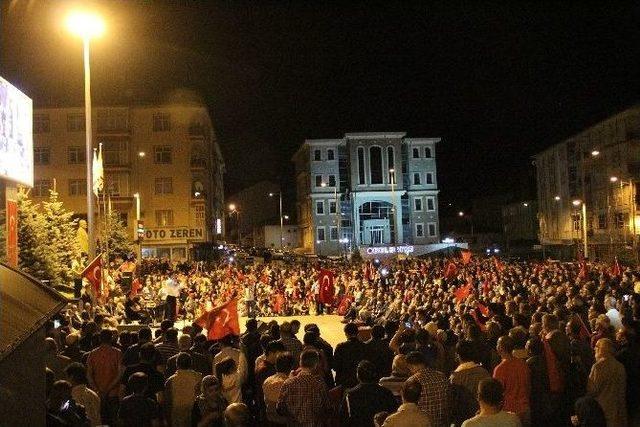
[0,263,67,361]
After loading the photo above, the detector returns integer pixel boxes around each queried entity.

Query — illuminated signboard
[144,227,205,241]
[0,76,33,187]
[366,245,414,255]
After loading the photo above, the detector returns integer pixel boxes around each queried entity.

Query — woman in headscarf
[191,375,227,427]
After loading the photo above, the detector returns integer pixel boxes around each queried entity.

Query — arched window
[369,146,383,184]
[425,146,432,158]
[387,146,395,183]
[357,147,365,184]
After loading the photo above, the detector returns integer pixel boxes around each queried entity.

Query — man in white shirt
[383,380,431,427]
[65,363,101,427]
[462,378,521,427]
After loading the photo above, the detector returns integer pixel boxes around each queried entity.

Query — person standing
[334,323,366,389]
[164,275,181,321]
[588,338,627,427]
[461,378,521,427]
[405,351,450,427]
[450,340,491,426]
[382,380,432,427]
[277,350,330,426]
[165,353,203,427]
[65,362,101,426]
[493,336,530,427]
[86,329,122,426]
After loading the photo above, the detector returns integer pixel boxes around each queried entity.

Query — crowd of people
[43,253,640,426]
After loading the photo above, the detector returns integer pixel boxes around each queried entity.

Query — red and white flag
[444,261,458,279]
[318,269,335,305]
[611,257,622,277]
[81,254,102,297]
[195,299,240,340]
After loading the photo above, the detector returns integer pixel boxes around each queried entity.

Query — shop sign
[144,227,204,240]
[365,245,414,255]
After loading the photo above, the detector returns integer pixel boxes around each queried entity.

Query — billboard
[0,76,33,187]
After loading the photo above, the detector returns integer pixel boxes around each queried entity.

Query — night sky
[2,1,639,216]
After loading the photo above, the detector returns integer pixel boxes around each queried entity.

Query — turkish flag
[611,257,622,277]
[81,254,102,297]
[454,283,473,304]
[493,257,505,272]
[578,260,589,279]
[195,299,240,340]
[460,250,472,265]
[444,261,458,279]
[318,269,335,304]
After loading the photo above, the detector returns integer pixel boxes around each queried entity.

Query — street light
[591,150,600,157]
[610,176,619,183]
[458,211,464,217]
[228,204,241,245]
[133,193,141,261]
[523,202,529,207]
[572,199,588,257]
[67,10,105,259]
[554,196,561,201]
[269,192,284,249]
[138,151,146,158]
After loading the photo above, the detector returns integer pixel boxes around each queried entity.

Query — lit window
[154,145,172,164]
[155,209,174,226]
[155,177,173,194]
[153,112,171,132]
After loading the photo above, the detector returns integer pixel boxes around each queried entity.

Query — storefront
[141,226,206,261]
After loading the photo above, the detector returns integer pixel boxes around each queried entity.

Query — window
[328,175,336,187]
[153,113,171,131]
[34,114,50,133]
[414,198,423,211]
[155,209,174,226]
[426,173,434,184]
[154,145,172,164]
[357,147,366,184]
[329,201,337,214]
[108,172,130,197]
[415,223,424,237]
[387,146,395,183]
[103,140,129,166]
[428,223,436,236]
[68,179,86,196]
[314,149,321,161]
[330,226,338,241]
[316,200,325,215]
[424,147,432,158]
[97,109,129,132]
[67,113,85,132]
[317,227,326,241]
[572,213,581,231]
[369,146,383,184]
[34,147,50,165]
[33,179,52,197]
[68,146,85,164]
[327,149,335,160]
[155,177,173,194]
[598,213,607,230]
[615,212,628,229]
[412,147,420,158]
[315,175,323,187]
[413,173,421,185]
[426,197,435,211]
[194,205,205,227]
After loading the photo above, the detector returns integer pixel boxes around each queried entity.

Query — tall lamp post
[269,192,284,249]
[573,199,588,258]
[67,11,105,259]
[229,204,241,246]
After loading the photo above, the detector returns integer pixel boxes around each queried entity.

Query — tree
[17,189,56,281]
[42,189,80,285]
[100,208,134,261]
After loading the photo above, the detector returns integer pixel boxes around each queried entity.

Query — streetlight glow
[138,151,146,158]
[572,199,582,206]
[66,11,105,39]
[610,176,619,183]
[523,202,528,207]
[591,150,600,157]
[320,182,327,187]
[228,203,236,211]
[458,211,464,217]
[554,195,561,201]
[283,215,289,220]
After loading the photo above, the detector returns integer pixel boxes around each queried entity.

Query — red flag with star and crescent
[444,261,458,279]
[611,257,622,278]
[81,254,102,297]
[318,269,335,305]
[195,299,240,340]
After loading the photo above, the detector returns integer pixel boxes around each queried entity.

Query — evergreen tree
[17,189,56,281]
[42,189,80,285]
[100,208,134,261]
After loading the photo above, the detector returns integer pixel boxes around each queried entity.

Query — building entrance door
[370,227,384,245]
